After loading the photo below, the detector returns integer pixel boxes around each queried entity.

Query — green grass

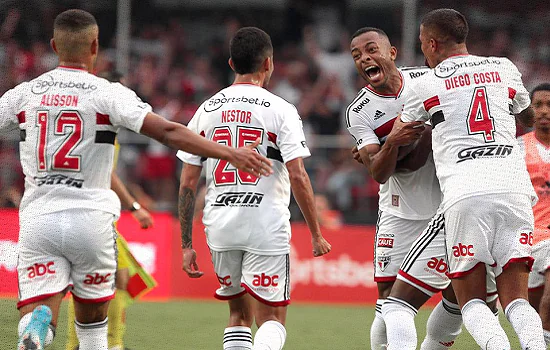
[0,298,522,349]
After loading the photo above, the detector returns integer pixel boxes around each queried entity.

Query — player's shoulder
[399,65,431,81]
[345,87,374,122]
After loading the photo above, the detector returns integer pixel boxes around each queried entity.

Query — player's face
[532,90,550,131]
[419,25,437,68]
[350,31,397,89]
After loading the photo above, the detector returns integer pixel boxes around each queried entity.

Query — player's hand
[351,146,363,164]
[131,207,154,229]
[182,248,204,278]
[312,236,331,257]
[386,117,425,147]
[228,138,273,178]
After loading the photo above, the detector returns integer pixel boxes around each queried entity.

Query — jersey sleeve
[277,105,311,163]
[0,87,20,132]
[176,108,203,166]
[95,82,152,133]
[346,110,379,150]
[504,59,530,114]
[400,82,431,123]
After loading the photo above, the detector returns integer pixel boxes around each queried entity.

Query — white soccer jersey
[401,55,536,211]
[346,67,441,220]
[0,66,152,218]
[177,83,311,255]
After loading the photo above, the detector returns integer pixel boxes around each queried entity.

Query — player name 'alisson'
[445,71,501,90]
[221,109,252,123]
[40,94,79,107]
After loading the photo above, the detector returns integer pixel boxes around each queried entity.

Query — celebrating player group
[0,6,548,350]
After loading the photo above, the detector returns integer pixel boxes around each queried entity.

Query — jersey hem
[207,245,290,256]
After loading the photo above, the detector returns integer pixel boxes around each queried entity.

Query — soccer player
[346,27,444,349]
[177,27,331,350]
[520,83,550,346]
[2,9,272,350]
[401,8,546,350]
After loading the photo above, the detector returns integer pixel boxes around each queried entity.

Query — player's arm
[178,162,204,278]
[111,172,153,229]
[287,158,331,257]
[140,112,271,178]
[395,124,433,172]
[355,118,425,183]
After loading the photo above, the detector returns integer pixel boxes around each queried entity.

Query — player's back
[4,66,150,218]
[407,55,535,210]
[178,83,310,255]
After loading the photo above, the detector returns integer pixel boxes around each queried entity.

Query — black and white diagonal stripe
[400,213,445,273]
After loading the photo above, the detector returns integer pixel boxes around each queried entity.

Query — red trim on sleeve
[508,87,517,99]
[423,96,440,112]
[446,261,484,279]
[96,113,111,125]
[17,111,25,124]
[199,131,205,137]
[214,290,247,301]
[241,283,290,307]
[72,292,115,304]
[267,132,277,144]
[502,256,534,272]
[398,270,441,293]
[374,276,397,283]
[374,117,397,139]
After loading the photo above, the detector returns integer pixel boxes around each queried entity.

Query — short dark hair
[531,83,550,100]
[421,8,468,44]
[351,27,388,41]
[54,9,97,32]
[230,27,273,75]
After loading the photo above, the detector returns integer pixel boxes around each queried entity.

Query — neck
[233,73,264,87]
[374,67,402,95]
[437,44,469,65]
[535,128,550,146]
[58,60,91,72]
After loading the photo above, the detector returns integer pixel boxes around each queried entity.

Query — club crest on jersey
[456,144,513,163]
[212,192,264,207]
[377,256,391,271]
[391,195,399,207]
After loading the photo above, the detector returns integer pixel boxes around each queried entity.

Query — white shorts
[17,209,117,309]
[211,250,290,306]
[398,213,498,301]
[444,193,534,279]
[374,211,431,282]
[528,239,550,290]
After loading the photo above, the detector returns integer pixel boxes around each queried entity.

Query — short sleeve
[95,82,152,133]
[277,105,311,163]
[346,112,379,150]
[0,87,20,132]
[176,109,203,166]
[505,59,530,114]
[400,84,431,123]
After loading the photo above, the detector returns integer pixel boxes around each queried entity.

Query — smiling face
[532,90,550,131]
[350,31,398,90]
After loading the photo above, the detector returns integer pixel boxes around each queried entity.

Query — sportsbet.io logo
[212,192,264,207]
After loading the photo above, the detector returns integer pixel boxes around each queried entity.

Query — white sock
[543,329,550,345]
[421,298,462,349]
[382,297,417,350]
[253,320,286,350]
[224,326,252,349]
[371,299,387,350]
[505,298,546,350]
[18,312,55,347]
[75,318,108,350]
[462,299,510,350]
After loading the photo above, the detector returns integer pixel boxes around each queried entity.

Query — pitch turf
[0,298,522,349]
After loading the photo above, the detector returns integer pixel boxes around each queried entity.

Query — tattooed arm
[178,163,204,278]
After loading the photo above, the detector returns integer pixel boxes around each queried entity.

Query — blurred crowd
[0,0,549,224]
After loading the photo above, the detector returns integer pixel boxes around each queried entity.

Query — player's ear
[50,39,58,54]
[390,46,398,61]
[263,56,271,72]
[228,58,235,72]
[91,38,98,56]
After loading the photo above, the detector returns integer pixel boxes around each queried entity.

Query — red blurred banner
[1,210,383,304]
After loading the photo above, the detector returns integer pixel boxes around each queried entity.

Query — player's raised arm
[287,158,331,257]
[140,112,272,178]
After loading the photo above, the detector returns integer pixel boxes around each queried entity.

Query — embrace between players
[3,7,549,350]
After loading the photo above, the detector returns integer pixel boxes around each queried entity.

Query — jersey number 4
[211,126,264,186]
[467,87,495,143]
[36,110,83,171]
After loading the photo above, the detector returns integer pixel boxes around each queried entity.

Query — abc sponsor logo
[83,273,112,285]
[519,232,533,246]
[452,243,474,257]
[252,273,279,287]
[27,262,55,279]
[426,258,448,273]
[217,274,232,287]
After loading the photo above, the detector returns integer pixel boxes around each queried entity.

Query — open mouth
[365,65,381,81]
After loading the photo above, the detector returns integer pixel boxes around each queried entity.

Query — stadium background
[0,0,547,348]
